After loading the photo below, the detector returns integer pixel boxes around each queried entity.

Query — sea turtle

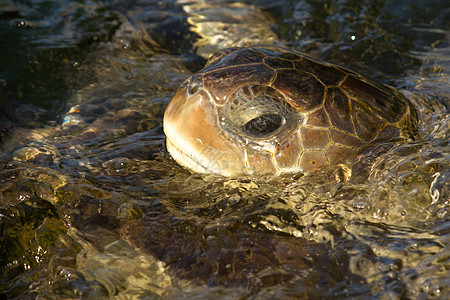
[163,45,417,176]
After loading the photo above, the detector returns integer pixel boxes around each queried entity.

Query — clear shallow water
[0,0,448,299]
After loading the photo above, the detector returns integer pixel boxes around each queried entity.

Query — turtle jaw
[165,137,211,174]
[163,87,248,177]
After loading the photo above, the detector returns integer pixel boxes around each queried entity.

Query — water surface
[0,0,448,298]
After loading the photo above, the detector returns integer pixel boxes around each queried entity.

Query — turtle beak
[163,86,247,176]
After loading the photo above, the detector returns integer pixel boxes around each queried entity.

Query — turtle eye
[243,113,284,138]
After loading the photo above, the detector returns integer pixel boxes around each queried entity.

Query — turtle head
[164,45,414,177]
[164,61,303,177]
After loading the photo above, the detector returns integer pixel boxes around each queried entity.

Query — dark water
[0,0,448,299]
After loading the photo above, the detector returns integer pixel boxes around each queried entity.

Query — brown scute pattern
[204,47,240,68]
[264,57,295,69]
[341,75,407,123]
[324,88,355,134]
[203,64,275,104]
[246,84,277,97]
[300,127,330,150]
[351,100,385,142]
[374,125,401,141]
[299,151,329,171]
[329,129,365,148]
[246,147,278,174]
[272,69,325,112]
[294,60,346,86]
[305,108,330,128]
[274,133,302,169]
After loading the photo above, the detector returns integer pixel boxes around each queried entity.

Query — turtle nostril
[188,83,199,95]
[186,76,202,96]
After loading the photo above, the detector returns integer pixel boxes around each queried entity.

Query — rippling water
[0,0,448,299]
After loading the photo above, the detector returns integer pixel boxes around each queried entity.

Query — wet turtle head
[164,46,416,177]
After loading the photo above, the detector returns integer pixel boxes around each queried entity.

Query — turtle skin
[163,45,417,176]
